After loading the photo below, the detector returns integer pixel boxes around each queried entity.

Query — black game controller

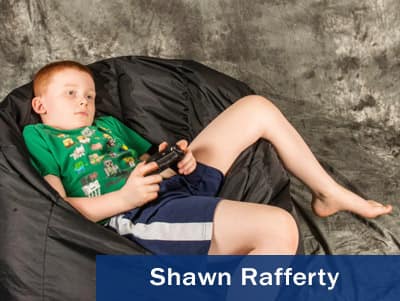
[147,145,185,174]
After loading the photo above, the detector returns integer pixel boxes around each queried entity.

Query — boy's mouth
[75,111,89,117]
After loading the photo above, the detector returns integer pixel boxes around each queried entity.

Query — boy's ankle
[312,182,340,203]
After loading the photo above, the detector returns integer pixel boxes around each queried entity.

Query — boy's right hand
[120,161,162,208]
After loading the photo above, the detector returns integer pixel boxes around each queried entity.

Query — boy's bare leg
[189,95,392,218]
[208,200,299,255]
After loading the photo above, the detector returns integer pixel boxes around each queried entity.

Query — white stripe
[109,215,213,241]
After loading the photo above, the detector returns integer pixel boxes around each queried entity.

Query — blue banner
[96,255,400,301]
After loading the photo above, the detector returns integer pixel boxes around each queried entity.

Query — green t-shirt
[23,116,152,198]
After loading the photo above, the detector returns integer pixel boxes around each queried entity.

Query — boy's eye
[67,90,75,96]
[86,94,94,100]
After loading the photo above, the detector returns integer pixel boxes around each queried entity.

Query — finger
[176,139,188,151]
[146,184,160,193]
[137,162,159,176]
[177,152,193,168]
[132,161,146,175]
[181,161,197,175]
[143,174,163,184]
[146,192,158,201]
[178,156,194,171]
[158,141,168,152]
[178,158,194,173]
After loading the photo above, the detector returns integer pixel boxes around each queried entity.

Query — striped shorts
[108,163,224,254]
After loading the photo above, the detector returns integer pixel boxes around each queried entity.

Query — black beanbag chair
[0,56,294,300]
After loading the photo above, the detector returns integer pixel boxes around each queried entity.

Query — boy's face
[32,68,96,130]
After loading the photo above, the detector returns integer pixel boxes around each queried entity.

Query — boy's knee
[240,95,281,119]
[241,94,275,107]
[287,214,299,254]
[274,209,299,254]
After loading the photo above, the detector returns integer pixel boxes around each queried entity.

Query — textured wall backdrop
[1,0,399,252]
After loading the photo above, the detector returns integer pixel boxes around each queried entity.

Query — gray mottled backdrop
[1,0,399,253]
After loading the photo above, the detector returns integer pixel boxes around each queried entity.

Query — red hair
[33,60,93,96]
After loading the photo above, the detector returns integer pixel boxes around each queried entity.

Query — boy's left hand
[176,140,197,175]
[158,140,197,175]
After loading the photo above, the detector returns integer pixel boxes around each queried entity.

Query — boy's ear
[32,96,47,114]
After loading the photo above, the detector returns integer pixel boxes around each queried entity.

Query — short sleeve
[22,125,61,177]
[96,116,152,156]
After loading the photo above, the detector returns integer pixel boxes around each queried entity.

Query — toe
[366,200,392,217]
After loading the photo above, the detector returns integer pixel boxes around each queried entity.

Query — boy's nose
[80,98,88,106]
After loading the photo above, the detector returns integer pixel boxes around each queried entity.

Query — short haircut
[33,60,94,96]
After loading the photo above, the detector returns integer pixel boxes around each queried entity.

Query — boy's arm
[44,162,162,223]
[45,174,132,222]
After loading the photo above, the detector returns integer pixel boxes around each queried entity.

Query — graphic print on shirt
[70,145,85,160]
[109,152,118,158]
[91,143,103,151]
[107,138,116,147]
[77,135,90,144]
[103,159,120,176]
[81,127,95,137]
[89,153,104,165]
[123,157,136,168]
[81,172,101,197]
[74,161,86,174]
[63,138,74,148]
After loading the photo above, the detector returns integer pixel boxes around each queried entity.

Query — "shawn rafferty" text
[150,267,340,290]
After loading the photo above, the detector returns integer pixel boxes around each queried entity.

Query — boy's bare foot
[311,184,393,218]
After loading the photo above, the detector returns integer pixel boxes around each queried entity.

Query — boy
[23,61,391,255]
